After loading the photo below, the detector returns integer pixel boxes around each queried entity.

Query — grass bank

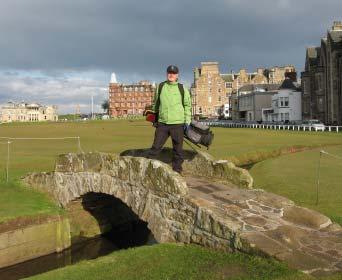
[0,180,61,224]
[250,145,342,225]
[26,243,313,280]
[208,127,342,166]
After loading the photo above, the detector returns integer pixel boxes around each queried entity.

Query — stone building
[192,62,228,117]
[301,21,342,125]
[0,102,58,123]
[221,65,295,95]
[268,65,297,84]
[191,62,297,118]
[109,73,156,117]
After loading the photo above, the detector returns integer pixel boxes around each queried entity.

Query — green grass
[26,243,311,280]
[250,146,342,225]
[0,180,61,223]
[209,128,342,166]
[1,119,341,176]
[0,119,341,223]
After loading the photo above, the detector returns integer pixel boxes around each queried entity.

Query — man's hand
[183,123,190,133]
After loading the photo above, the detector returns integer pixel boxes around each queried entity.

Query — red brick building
[109,78,156,117]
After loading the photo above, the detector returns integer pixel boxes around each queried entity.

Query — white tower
[110,72,117,84]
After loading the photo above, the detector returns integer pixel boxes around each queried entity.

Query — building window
[279,97,289,107]
[225,82,232,88]
[218,96,221,102]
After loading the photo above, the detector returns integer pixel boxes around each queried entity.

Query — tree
[102,100,109,114]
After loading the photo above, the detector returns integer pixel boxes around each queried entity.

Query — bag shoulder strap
[155,81,166,112]
[178,83,185,108]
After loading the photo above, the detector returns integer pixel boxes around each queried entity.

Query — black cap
[167,65,179,74]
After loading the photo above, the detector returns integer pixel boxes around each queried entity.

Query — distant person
[148,65,192,174]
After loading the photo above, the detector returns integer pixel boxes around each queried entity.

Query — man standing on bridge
[148,65,192,174]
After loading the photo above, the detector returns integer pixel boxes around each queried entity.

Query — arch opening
[68,192,157,250]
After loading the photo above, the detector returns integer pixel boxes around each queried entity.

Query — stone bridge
[23,149,342,277]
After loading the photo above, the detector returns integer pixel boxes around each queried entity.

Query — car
[302,119,326,131]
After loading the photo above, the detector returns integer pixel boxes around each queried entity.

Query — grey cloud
[0,0,341,113]
[0,0,341,77]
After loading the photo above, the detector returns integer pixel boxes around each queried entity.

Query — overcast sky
[0,0,341,113]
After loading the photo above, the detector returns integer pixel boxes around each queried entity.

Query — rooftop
[239,83,280,93]
[279,78,299,90]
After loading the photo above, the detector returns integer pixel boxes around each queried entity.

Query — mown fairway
[1,119,342,178]
[250,145,342,224]
[0,119,341,223]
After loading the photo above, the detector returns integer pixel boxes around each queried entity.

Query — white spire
[110,72,117,83]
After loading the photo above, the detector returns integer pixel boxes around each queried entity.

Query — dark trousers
[149,122,184,173]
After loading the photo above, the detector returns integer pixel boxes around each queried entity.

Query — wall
[238,92,273,122]
[0,216,70,269]
[271,89,302,122]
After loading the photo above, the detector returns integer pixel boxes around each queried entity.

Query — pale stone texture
[23,151,342,276]
[121,148,253,189]
[0,216,70,269]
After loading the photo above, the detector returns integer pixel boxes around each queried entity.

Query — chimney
[285,71,297,82]
[332,21,342,31]
[257,68,264,75]
[110,73,118,84]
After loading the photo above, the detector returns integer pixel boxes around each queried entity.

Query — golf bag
[185,120,214,149]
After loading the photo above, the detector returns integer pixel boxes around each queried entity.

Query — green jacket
[152,81,192,125]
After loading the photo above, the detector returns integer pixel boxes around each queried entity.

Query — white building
[0,102,58,123]
[262,79,302,123]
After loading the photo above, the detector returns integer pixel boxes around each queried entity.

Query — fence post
[6,141,10,183]
[77,136,84,153]
[315,151,323,205]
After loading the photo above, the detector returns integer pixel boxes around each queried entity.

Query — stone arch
[23,152,191,243]
[23,150,253,246]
